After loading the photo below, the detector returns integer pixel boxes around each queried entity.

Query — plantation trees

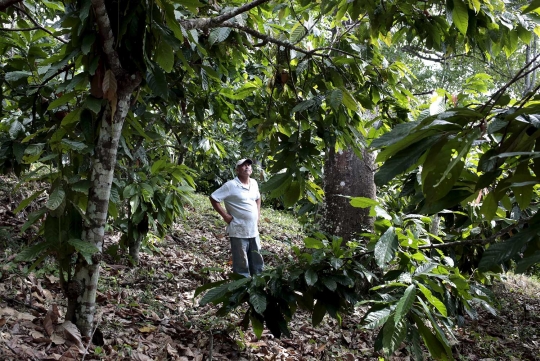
[1,1,539,358]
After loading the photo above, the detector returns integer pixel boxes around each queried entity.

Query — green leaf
[16,240,54,262]
[68,239,99,265]
[413,314,449,361]
[375,137,440,186]
[305,268,318,286]
[21,208,47,233]
[312,300,326,326]
[394,284,416,323]
[84,96,103,113]
[478,218,540,271]
[283,181,301,208]
[46,187,65,211]
[61,139,87,151]
[42,0,64,11]
[292,99,316,113]
[260,173,292,194]
[173,0,205,13]
[147,66,168,99]
[322,277,337,291]
[523,0,540,14]
[61,108,83,127]
[13,189,45,214]
[452,0,469,35]
[199,278,250,306]
[194,279,229,297]
[249,292,267,315]
[290,23,306,43]
[250,313,264,339]
[363,308,392,329]
[340,88,358,112]
[156,41,175,73]
[208,27,231,45]
[327,89,343,111]
[47,92,78,110]
[350,197,378,208]
[480,192,497,221]
[5,71,31,82]
[380,318,407,356]
[304,237,324,249]
[371,121,420,149]
[417,284,447,317]
[374,227,398,267]
[516,253,540,274]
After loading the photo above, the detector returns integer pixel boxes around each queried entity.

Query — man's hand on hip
[223,214,233,224]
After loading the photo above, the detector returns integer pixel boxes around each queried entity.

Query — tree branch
[180,0,270,30]
[90,0,122,74]
[13,5,67,44]
[0,0,22,11]
[0,27,40,31]
[418,217,532,250]
[221,22,312,55]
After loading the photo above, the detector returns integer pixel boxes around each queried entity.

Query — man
[209,158,263,277]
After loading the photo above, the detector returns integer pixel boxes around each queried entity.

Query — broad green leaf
[327,89,343,111]
[374,227,398,267]
[156,41,175,73]
[200,278,249,306]
[283,181,301,208]
[61,108,83,127]
[42,0,64,11]
[413,315,449,361]
[173,0,205,13]
[46,187,65,211]
[21,208,47,233]
[523,0,540,14]
[350,197,378,208]
[292,99,316,113]
[312,300,326,326]
[250,313,264,339]
[380,318,407,356]
[5,71,31,82]
[480,192,497,221]
[61,139,87,151]
[290,23,306,43]
[371,121,419,148]
[478,217,540,271]
[208,27,231,45]
[341,88,358,112]
[16,240,54,262]
[260,173,292,194]
[14,189,45,214]
[452,0,469,35]
[304,237,324,249]
[249,292,267,315]
[394,284,416,323]
[68,239,99,265]
[417,284,447,317]
[516,253,540,274]
[375,137,440,186]
[322,277,337,291]
[147,66,168,99]
[194,279,228,298]
[47,92,78,110]
[363,308,392,329]
[305,268,318,286]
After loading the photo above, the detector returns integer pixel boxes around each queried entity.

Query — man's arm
[209,196,233,224]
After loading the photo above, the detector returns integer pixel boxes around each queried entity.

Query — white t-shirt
[210,177,261,238]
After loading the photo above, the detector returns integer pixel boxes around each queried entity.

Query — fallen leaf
[138,325,157,333]
[59,321,85,353]
[131,351,153,361]
[43,311,54,336]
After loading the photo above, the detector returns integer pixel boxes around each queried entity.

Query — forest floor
[1,175,540,360]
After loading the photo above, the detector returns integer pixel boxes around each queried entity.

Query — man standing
[210,158,264,277]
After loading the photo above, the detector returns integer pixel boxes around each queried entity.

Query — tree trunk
[323,146,376,241]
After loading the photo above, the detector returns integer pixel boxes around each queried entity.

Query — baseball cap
[236,158,253,167]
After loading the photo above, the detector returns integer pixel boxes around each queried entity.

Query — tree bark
[322,146,376,241]
[64,0,142,337]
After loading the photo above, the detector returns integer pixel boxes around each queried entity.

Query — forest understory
[1,175,539,361]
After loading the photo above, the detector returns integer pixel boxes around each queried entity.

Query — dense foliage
[1,0,540,358]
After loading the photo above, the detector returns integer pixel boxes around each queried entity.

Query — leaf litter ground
[0,175,539,360]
